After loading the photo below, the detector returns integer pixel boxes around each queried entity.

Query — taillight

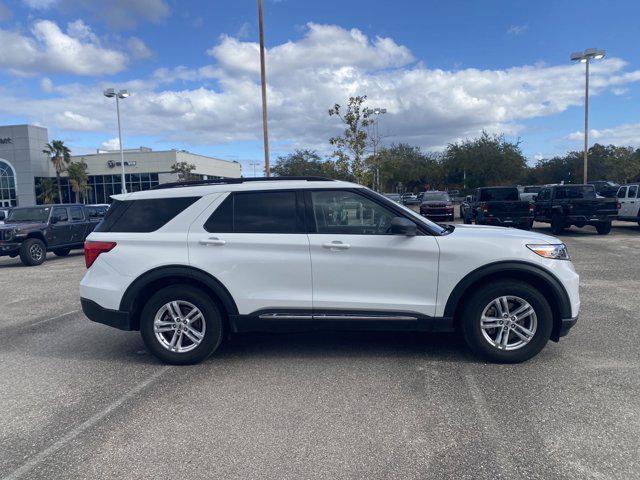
[482,204,489,213]
[529,204,534,213]
[84,241,117,268]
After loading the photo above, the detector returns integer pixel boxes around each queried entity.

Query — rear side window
[70,206,84,221]
[204,191,302,233]
[479,188,519,201]
[629,185,638,198]
[95,197,199,233]
[555,186,596,200]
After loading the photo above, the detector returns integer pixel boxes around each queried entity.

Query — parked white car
[80,177,579,365]
[616,184,640,225]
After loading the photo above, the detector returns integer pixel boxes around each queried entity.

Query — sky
[0,0,639,174]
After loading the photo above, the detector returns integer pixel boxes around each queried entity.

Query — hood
[0,221,45,231]
[450,224,559,244]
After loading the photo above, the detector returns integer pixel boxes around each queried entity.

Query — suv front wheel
[140,285,224,365]
[460,280,553,363]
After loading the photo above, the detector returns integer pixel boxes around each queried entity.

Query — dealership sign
[0,138,12,144]
[107,160,137,168]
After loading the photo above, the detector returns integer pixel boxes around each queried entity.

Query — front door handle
[322,241,351,250]
[199,237,226,246]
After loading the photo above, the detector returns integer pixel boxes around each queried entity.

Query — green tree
[366,144,443,193]
[43,140,71,203]
[270,149,349,179]
[442,132,527,191]
[328,95,374,182]
[37,178,57,204]
[67,161,89,203]
[171,161,197,181]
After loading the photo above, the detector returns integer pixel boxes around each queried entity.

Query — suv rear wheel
[595,221,612,235]
[140,285,224,365]
[19,238,46,266]
[460,280,553,363]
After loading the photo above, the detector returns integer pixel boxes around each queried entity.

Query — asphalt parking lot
[1,221,639,480]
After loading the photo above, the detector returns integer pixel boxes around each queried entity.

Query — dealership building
[0,124,242,207]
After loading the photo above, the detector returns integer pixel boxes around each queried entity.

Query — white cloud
[567,123,640,147]
[1,23,639,153]
[0,20,127,75]
[101,137,121,150]
[507,25,528,35]
[236,22,251,39]
[40,76,53,92]
[128,36,153,59]
[54,110,102,130]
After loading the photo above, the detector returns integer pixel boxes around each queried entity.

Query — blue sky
[0,0,639,173]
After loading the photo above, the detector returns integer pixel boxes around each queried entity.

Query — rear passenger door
[69,206,88,243]
[188,190,312,315]
[50,207,72,245]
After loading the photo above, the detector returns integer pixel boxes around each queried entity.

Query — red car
[419,191,454,221]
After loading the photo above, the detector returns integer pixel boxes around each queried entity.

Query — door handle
[322,241,351,250]
[199,237,226,246]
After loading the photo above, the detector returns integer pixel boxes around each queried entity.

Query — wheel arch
[25,231,47,246]
[444,261,572,342]
[119,265,239,330]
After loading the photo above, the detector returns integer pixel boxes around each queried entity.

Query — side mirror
[390,217,417,236]
[50,216,59,224]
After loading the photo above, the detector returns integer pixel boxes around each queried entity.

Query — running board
[258,313,418,321]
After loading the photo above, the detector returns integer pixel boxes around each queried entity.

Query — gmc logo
[0,138,12,144]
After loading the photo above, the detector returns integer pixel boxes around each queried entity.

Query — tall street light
[570,48,605,183]
[103,88,130,194]
[257,0,270,177]
[369,107,386,191]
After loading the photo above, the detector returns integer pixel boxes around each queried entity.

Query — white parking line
[2,367,170,480]
[29,310,80,327]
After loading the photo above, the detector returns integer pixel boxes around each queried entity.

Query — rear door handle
[322,241,351,250]
[199,237,226,246]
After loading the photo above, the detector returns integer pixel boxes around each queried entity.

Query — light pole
[570,48,605,183]
[103,88,130,194]
[369,107,386,191]
[257,0,270,177]
[249,162,261,177]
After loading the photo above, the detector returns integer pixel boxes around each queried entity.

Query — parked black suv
[0,204,99,266]
[533,184,618,235]
[463,187,534,230]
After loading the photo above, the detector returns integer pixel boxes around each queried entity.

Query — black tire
[595,222,611,235]
[550,214,565,235]
[140,285,224,365]
[463,214,472,224]
[19,238,46,266]
[460,280,553,363]
[53,248,71,257]
[519,220,533,231]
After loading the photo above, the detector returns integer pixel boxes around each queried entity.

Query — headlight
[3,229,16,241]
[526,244,570,260]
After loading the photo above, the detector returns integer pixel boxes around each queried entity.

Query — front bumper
[81,297,133,331]
[0,242,20,256]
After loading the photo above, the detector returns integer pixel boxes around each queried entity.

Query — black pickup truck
[0,204,99,266]
[533,184,618,235]
[463,186,534,230]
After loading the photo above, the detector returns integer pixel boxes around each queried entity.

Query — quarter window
[310,190,398,235]
[95,197,199,233]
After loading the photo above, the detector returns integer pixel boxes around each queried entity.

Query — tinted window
[204,194,233,232]
[523,186,541,193]
[87,206,108,218]
[629,185,638,198]
[555,186,596,200]
[234,191,299,233]
[617,187,628,198]
[311,190,398,235]
[70,206,84,221]
[95,197,199,233]
[52,207,68,222]
[479,188,519,201]
[422,192,450,202]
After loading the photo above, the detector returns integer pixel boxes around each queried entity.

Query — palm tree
[37,178,57,204]
[67,161,89,203]
[43,140,71,203]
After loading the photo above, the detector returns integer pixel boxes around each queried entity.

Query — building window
[0,159,17,207]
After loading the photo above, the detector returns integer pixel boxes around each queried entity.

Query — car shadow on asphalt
[0,251,84,269]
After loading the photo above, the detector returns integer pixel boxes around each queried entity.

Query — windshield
[368,189,447,235]
[523,186,541,193]
[422,193,450,202]
[479,188,519,201]
[6,207,51,223]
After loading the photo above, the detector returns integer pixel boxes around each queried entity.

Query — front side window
[310,190,398,235]
[204,191,301,234]
[617,187,628,199]
[52,207,68,222]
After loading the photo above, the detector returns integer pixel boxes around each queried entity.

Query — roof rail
[151,176,334,190]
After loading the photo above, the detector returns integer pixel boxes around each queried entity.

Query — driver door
[306,189,440,317]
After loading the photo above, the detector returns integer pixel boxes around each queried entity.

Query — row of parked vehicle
[0,203,109,266]
[393,181,640,236]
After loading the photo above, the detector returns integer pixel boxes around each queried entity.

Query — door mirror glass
[390,217,417,236]
[50,215,59,224]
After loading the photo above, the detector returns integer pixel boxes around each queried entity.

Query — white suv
[80,177,580,365]
[616,183,640,225]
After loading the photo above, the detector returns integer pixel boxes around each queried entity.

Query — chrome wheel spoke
[154,300,206,353]
[480,295,537,351]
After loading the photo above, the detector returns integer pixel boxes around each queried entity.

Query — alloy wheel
[153,300,206,353]
[479,295,537,351]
